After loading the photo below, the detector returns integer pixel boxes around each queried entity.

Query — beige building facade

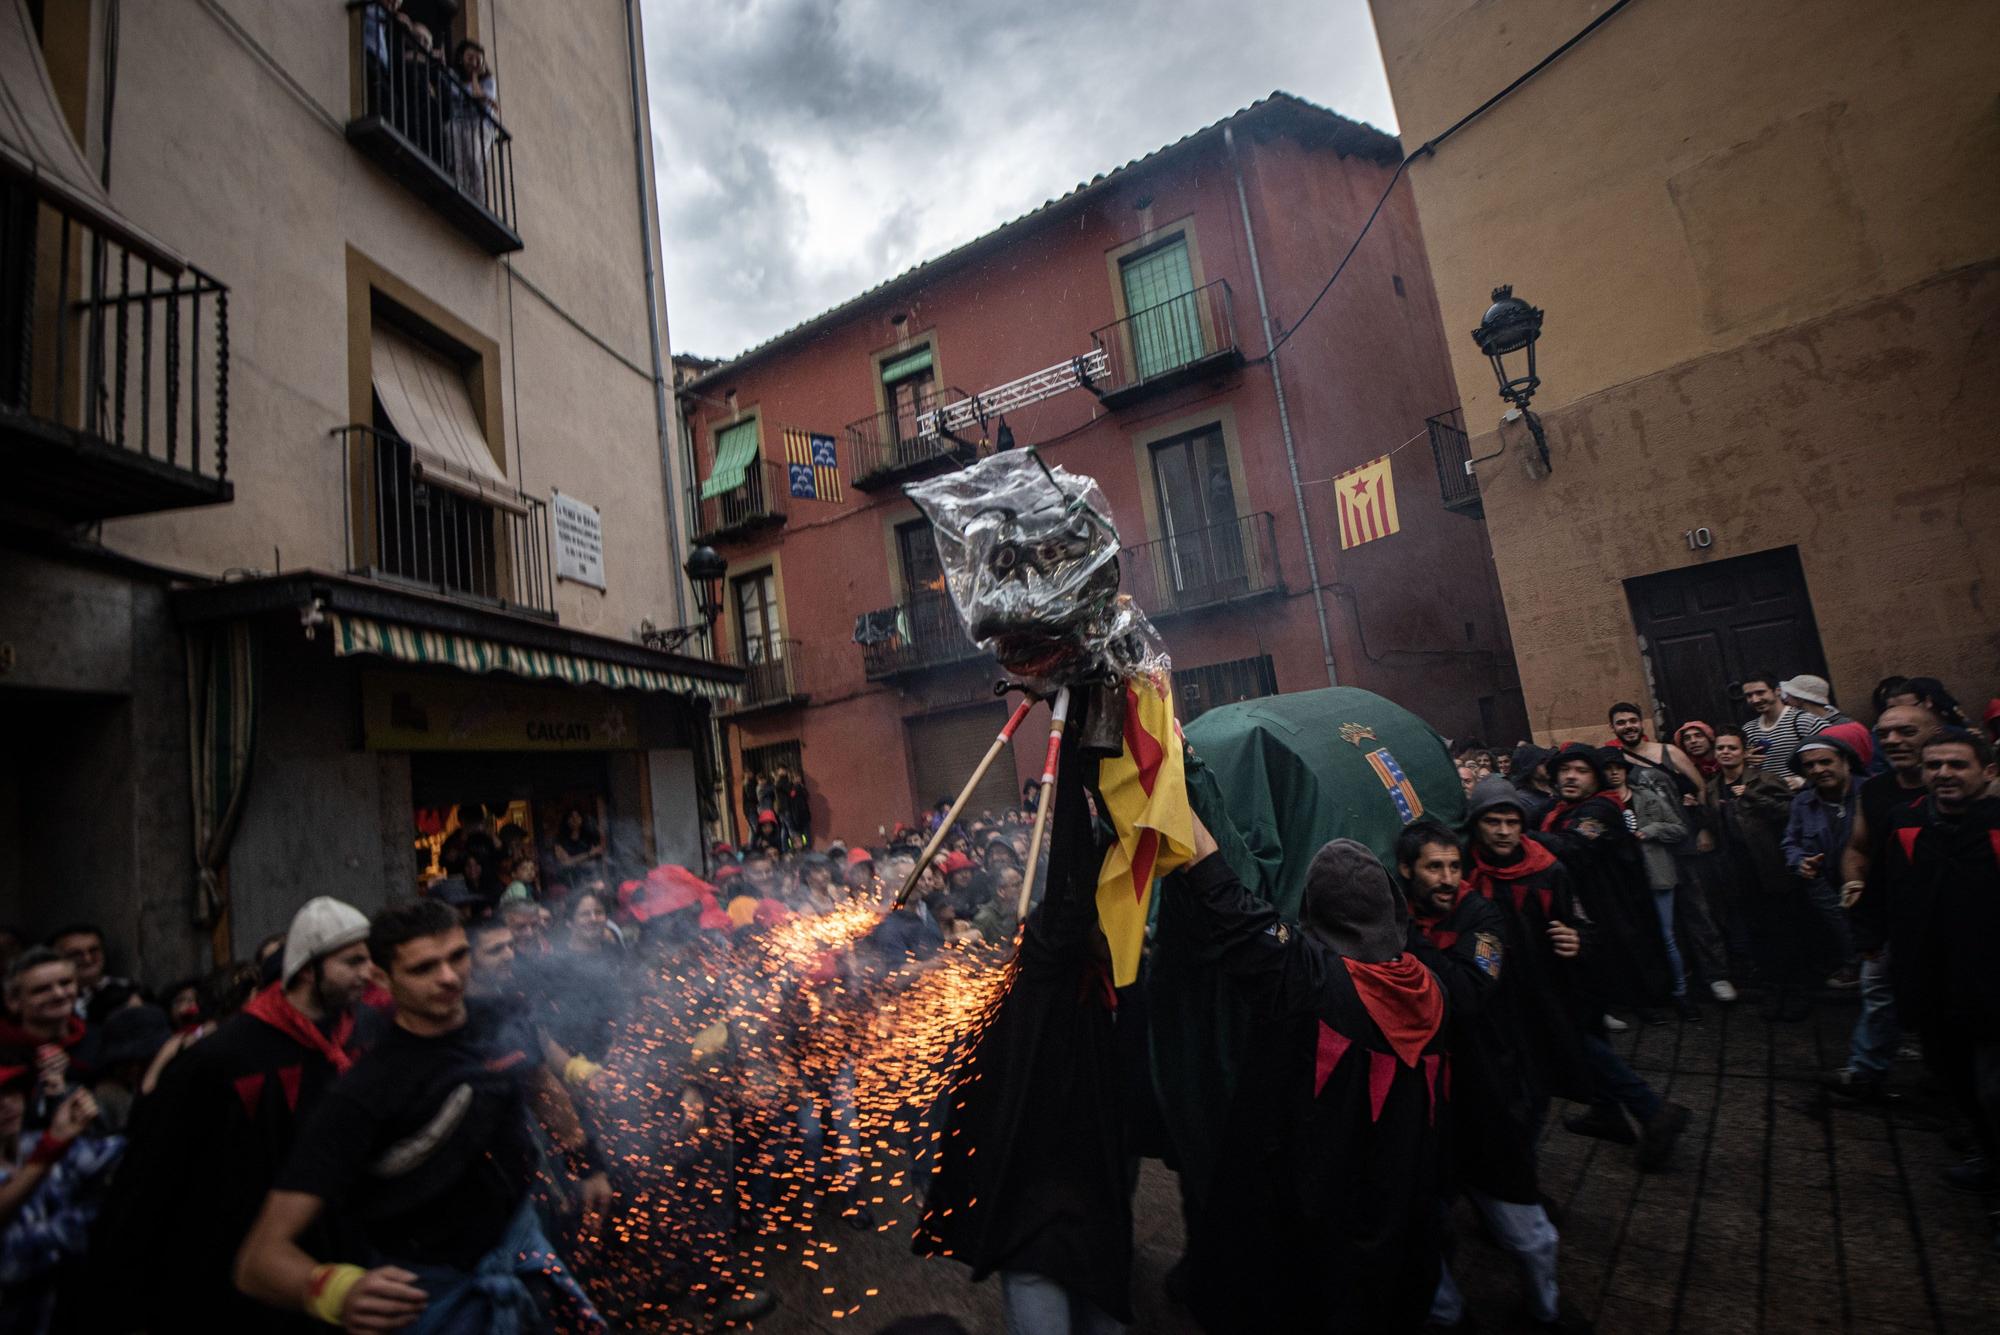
[1368,0,2000,741]
[2,0,733,979]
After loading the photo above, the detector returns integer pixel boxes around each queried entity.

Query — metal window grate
[1172,654,1278,724]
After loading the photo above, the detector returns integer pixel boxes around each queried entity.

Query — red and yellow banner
[1335,454,1401,549]
[1096,676,1194,987]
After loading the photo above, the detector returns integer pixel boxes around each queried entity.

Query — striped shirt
[1741,706,1828,776]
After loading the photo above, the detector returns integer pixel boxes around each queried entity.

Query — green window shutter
[880,346,934,384]
[1120,239,1203,379]
[700,419,759,499]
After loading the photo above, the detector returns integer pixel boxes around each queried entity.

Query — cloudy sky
[638,0,1398,360]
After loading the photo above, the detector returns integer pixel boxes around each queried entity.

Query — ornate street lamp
[1470,285,1550,468]
[684,544,728,626]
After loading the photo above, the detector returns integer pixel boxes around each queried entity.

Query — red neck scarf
[242,983,356,1075]
[1341,954,1445,1067]
[1470,839,1558,916]
[1409,883,1474,949]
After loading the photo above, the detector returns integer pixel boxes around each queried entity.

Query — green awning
[879,346,934,383]
[326,612,738,701]
[700,419,759,499]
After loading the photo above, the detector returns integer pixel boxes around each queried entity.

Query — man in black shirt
[235,899,609,1332]
[1824,704,1939,1100]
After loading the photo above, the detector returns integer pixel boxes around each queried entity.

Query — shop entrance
[408,751,611,895]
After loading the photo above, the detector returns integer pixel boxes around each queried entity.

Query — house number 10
[1683,527,1714,550]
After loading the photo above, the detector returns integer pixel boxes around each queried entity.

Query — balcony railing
[689,458,788,544]
[1121,512,1280,619]
[346,2,521,254]
[1426,408,1481,516]
[1,184,232,519]
[855,592,987,679]
[730,635,816,712]
[847,387,980,490]
[1090,280,1241,406]
[337,425,554,617]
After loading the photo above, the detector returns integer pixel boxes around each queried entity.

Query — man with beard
[1398,821,1592,1334]
[93,898,375,1333]
[1824,704,1940,1098]
[235,900,609,1332]
[1850,729,2000,1218]
[1170,812,1451,1332]
[1464,776,1683,1172]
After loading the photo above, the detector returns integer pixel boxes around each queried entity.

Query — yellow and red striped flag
[1096,675,1194,987]
[1335,454,1400,549]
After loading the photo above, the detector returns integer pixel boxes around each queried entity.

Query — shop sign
[552,491,606,589]
[362,672,638,751]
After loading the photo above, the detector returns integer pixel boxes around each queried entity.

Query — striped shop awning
[327,612,739,702]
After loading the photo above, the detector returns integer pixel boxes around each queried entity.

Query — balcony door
[895,517,958,655]
[881,347,938,466]
[733,569,788,702]
[1120,236,1200,379]
[1149,424,1246,609]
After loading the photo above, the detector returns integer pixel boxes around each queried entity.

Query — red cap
[1821,720,1875,769]
[846,847,876,867]
[698,906,733,932]
[754,898,794,928]
[939,851,976,876]
[715,863,743,881]
[1985,697,2000,725]
[803,950,839,985]
[757,808,778,823]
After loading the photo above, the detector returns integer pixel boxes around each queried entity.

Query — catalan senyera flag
[784,428,843,502]
[1334,454,1401,549]
[1096,676,1194,987]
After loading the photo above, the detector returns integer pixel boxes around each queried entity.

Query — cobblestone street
[731,993,1994,1334]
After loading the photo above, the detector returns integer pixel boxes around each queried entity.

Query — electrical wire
[1252,0,1641,364]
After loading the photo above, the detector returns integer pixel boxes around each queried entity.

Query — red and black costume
[1466,837,1592,1104]
[89,986,367,1333]
[1532,745,1674,1010]
[1852,792,2000,1157]
[1409,883,1543,1206]
[1172,852,1451,1333]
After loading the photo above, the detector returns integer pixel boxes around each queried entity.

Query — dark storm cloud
[640,0,1396,358]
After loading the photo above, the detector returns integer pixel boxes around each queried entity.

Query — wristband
[26,1134,72,1167]
[305,1263,366,1325]
[562,1055,602,1087]
[1841,881,1865,893]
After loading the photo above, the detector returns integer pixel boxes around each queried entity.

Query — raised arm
[1171,811,1326,1010]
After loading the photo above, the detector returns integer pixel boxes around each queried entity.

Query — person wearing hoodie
[1397,821,1593,1335]
[1600,748,1700,1022]
[1508,743,1558,828]
[1466,776,1685,1171]
[91,897,376,1334]
[1169,814,1452,1332]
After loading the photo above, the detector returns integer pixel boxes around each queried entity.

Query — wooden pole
[895,697,1035,908]
[1017,687,1072,921]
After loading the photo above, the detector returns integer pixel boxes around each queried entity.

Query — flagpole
[1016,686,1072,922]
[894,696,1036,909]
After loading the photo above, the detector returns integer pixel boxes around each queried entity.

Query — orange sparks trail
[558,897,1016,1332]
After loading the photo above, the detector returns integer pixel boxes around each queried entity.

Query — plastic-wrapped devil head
[906,452,1167,684]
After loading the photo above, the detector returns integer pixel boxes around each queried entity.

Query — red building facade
[680,95,1526,846]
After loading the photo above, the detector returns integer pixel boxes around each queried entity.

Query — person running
[234,899,610,1332]
[93,898,377,1333]
[1398,821,1592,1334]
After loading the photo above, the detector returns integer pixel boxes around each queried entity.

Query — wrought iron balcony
[1089,280,1242,407]
[729,635,815,713]
[847,387,981,491]
[689,458,788,545]
[336,425,553,617]
[1120,511,1280,619]
[1425,408,1481,516]
[855,591,987,680]
[346,2,521,254]
[0,185,231,520]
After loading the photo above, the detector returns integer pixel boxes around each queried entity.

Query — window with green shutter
[701,419,759,499]
[1119,237,1202,379]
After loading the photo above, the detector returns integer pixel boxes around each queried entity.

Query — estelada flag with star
[1095,675,1194,986]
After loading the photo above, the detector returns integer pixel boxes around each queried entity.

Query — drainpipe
[623,0,688,626]
[1224,125,1337,687]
